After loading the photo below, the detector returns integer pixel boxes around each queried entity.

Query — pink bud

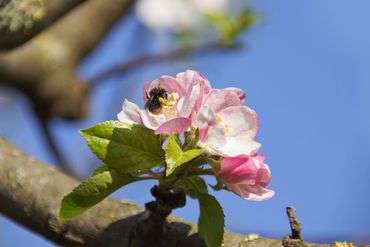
[218,154,275,201]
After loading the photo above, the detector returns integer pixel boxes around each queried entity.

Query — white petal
[136,0,201,31]
[199,125,226,155]
[140,110,166,130]
[195,106,217,129]
[219,136,261,156]
[193,0,229,12]
[199,104,261,156]
[227,183,275,201]
[242,188,275,202]
[218,105,259,139]
[117,99,143,125]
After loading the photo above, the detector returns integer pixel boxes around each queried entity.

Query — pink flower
[218,154,275,201]
[196,88,261,157]
[118,70,211,134]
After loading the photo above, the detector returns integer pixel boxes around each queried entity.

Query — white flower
[135,0,229,32]
[196,88,261,157]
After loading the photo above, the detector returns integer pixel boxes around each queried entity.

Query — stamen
[216,114,233,132]
[160,92,179,120]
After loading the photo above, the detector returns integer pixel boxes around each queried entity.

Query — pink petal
[176,70,211,95]
[205,88,246,113]
[199,127,209,142]
[219,155,259,184]
[217,154,274,201]
[179,83,201,118]
[228,183,275,201]
[256,163,271,187]
[143,75,187,102]
[178,70,212,118]
[154,117,192,134]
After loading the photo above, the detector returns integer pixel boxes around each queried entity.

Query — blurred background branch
[0,0,136,174]
[88,41,241,88]
[0,0,86,50]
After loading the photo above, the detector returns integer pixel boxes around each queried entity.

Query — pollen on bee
[151,108,162,115]
[160,92,179,108]
[161,92,179,120]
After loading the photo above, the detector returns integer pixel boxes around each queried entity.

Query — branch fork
[130,185,186,247]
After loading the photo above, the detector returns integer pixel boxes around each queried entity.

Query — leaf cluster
[59,121,225,247]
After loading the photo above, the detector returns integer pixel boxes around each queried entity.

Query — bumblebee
[145,86,168,114]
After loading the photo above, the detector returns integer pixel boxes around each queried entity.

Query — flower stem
[187,168,215,177]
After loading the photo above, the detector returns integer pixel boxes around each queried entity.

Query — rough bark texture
[0,0,86,50]
[0,136,343,247]
[0,0,135,120]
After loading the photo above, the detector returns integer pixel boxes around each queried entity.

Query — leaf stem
[131,176,157,181]
[187,169,215,177]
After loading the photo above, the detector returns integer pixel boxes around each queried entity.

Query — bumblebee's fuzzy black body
[145,87,168,114]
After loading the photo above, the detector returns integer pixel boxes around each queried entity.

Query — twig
[282,206,307,247]
[286,206,303,240]
[87,41,240,88]
[34,107,76,177]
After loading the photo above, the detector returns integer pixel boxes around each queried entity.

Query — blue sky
[1,0,370,245]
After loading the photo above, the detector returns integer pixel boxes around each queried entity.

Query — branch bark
[0,136,336,247]
[0,0,135,120]
[0,0,86,50]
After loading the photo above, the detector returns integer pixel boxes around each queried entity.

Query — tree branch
[0,136,339,247]
[34,107,77,176]
[0,0,135,120]
[87,41,240,88]
[0,0,86,50]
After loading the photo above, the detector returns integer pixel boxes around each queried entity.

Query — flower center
[216,114,233,132]
[159,92,179,120]
[145,86,180,120]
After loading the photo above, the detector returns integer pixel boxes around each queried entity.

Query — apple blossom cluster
[118,70,274,201]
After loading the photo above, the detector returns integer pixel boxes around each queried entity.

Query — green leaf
[235,8,255,32]
[165,135,202,176]
[204,11,234,41]
[59,168,135,222]
[174,176,208,199]
[91,164,110,176]
[205,8,255,44]
[198,194,225,247]
[80,121,165,174]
